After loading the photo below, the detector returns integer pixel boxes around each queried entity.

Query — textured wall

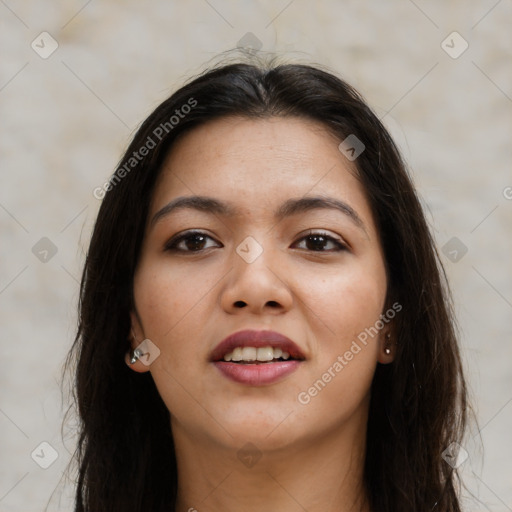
[1,1,511,510]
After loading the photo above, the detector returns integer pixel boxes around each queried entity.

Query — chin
[216,405,304,447]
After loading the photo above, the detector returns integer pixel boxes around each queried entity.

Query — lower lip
[213,360,301,385]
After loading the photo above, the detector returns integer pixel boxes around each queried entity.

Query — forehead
[162,116,355,184]
[151,116,374,229]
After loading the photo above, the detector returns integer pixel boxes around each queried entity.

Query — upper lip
[210,329,306,362]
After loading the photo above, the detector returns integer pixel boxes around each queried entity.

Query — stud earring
[128,328,141,364]
[130,347,144,364]
[384,332,392,355]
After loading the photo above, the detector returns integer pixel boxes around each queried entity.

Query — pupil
[187,234,205,250]
[308,235,326,251]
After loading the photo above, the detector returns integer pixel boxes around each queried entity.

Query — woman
[66,56,468,511]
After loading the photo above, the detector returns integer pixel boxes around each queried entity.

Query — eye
[164,229,347,254]
[292,230,347,252]
[164,230,221,253]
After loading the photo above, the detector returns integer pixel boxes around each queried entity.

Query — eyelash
[164,230,348,253]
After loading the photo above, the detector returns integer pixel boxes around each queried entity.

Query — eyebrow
[150,195,367,233]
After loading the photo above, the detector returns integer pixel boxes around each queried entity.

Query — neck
[172,420,370,512]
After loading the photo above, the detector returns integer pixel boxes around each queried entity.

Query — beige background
[1,1,511,510]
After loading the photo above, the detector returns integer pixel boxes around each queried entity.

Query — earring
[130,347,143,364]
[129,328,141,364]
[384,332,392,355]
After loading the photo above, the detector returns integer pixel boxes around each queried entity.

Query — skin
[128,116,395,512]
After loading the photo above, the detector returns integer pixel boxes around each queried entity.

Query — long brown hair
[65,56,468,511]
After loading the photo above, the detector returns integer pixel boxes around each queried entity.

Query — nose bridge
[222,233,291,312]
[235,234,266,266]
[233,234,280,288]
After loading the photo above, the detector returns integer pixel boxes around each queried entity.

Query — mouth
[210,329,305,386]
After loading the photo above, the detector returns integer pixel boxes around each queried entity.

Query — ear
[377,323,397,365]
[125,310,151,373]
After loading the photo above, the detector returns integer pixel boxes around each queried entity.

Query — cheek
[294,269,385,423]
[133,259,215,340]
[133,262,212,418]
[297,256,387,402]
[304,260,387,342]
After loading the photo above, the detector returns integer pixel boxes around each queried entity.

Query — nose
[220,239,294,315]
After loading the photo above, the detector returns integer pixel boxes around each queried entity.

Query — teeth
[241,347,257,361]
[231,347,243,361]
[222,346,293,362]
[257,346,274,361]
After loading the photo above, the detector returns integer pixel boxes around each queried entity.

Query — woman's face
[130,116,391,452]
